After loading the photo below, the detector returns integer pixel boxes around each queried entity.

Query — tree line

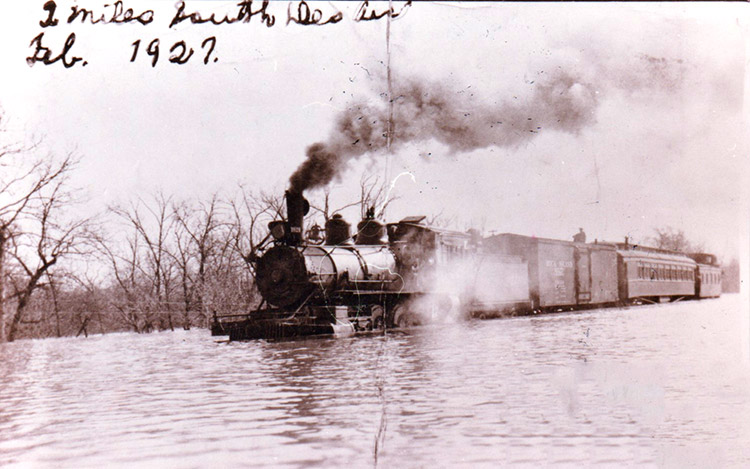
[0,110,292,341]
[1,162,285,341]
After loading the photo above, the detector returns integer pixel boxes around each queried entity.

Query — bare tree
[650,227,704,253]
[229,186,283,262]
[95,228,145,332]
[0,149,93,341]
[308,186,361,223]
[306,174,399,240]
[67,269,108,336]
[1,109,98,341]
[425,208,456,229]
[45,271,63,337]
[358,174,398,219]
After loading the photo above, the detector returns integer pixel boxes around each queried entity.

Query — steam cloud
[403,253,532,325]
[288,70,599,194]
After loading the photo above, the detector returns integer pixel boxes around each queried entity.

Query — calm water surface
[1,295,749,468]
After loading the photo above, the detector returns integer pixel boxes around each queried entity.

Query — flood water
[1,294,749,468]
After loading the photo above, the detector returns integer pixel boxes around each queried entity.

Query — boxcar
[486,234,618,310]
[579,242,619,305]
[616,246,696,302]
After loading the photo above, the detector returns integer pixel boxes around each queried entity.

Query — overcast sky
[1,1,747,260]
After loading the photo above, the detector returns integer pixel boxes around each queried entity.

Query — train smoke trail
[288,70,599,193]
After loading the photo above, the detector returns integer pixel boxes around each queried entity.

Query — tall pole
[386,0,394,152]
[383,0,394,217]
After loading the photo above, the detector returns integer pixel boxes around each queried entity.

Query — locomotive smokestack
[285,190,309,245]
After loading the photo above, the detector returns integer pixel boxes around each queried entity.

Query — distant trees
[101,193,177,333]
[172,195,223,330]
[91,187,284,334]
[172,191,259,328]
[649,227,704,253]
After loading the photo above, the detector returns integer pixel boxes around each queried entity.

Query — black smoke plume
[289,71,599,194]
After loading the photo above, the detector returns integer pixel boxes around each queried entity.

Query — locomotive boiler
[254,193,400,307]
[254,243,399,310]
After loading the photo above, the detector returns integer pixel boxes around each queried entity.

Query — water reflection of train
[212,191,722,341]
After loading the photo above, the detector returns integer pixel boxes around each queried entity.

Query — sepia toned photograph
[0,1,748,467]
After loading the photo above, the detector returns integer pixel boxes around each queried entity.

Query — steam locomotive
[211,191,722,341]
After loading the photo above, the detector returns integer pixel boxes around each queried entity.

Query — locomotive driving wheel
[392,303,419,328]
[370,305,385,331]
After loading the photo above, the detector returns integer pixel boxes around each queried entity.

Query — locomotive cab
[387,216,436,270]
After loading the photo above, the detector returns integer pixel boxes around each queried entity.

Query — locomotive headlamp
[269,221,286,240]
